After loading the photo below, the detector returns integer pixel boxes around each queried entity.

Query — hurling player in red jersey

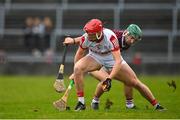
[55,19,165,111]
[60,25,139,109]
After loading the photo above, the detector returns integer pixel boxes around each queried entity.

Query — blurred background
[0,0,180,75]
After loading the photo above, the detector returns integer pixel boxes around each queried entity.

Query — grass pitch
[0,75,180,119]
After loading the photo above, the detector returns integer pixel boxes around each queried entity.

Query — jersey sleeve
[112,29,123,39]
[109,35,120,51]
[79,35,88,49]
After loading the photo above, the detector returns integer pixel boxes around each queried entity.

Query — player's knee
[128,77,139,87]
[74,63,84,75]
[133,79,142,89]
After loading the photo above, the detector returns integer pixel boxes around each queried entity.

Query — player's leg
[90,68,135,110]
[124,85,136,109]
[89,69,108,110]
[73,55,101,111]
[89,70,108,81]
[115,62,155,103]
[114,62,165,110]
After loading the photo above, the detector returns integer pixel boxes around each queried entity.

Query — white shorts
[87,52,126,71]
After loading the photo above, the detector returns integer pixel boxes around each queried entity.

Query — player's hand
[102,78,112,92]
[63,37,74,45]
[69,73,74,80]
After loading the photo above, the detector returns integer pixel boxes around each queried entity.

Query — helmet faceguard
[83,19,103,40]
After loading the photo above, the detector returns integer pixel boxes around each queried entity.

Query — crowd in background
[24,16,53,57]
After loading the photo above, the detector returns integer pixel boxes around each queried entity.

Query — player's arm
[102,36,122,92]
[108,50,122,79]
[69,46,86,80]
[102,48,122,92]
[108,35,122,79]
[63,36,81,45]
[74,47,86,63]
[69,37,87,79]
[74,35,87,63]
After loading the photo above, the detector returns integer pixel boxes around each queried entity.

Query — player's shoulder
[112,29,124,39]
[103,28,117,38]
[112,29,124,35]
[103,28,114,34]
[80,34,88,44]
[81,33,89,42]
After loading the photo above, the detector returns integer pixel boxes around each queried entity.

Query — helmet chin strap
[96,32,103,40]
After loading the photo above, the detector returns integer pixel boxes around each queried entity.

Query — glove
[102,78,112,92]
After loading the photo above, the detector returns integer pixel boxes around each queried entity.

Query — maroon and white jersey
[80,28,120,55]
[112,29,131,52]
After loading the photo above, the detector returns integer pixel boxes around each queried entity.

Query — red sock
[77,91,84,97]
[151,99,158,106]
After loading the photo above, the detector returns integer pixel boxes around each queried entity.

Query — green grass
[0,75,180,119]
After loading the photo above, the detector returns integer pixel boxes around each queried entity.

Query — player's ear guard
[102,78,112,92]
